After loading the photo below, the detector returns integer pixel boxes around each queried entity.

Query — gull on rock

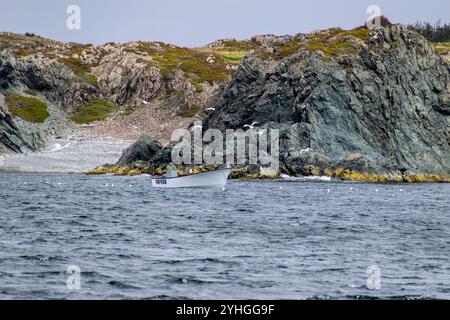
[49,143,71,153]
[300,148,312,154]
[257,129,267,135]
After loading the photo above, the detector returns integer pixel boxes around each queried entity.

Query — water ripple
[0,173,449,299]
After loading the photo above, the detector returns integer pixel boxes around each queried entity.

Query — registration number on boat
[155,179,167,185]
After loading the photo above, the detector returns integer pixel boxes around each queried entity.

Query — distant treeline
[408,21,450,42]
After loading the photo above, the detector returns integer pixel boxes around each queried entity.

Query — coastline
[86,164,450,183]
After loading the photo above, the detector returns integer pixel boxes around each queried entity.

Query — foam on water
[0,135,132,173]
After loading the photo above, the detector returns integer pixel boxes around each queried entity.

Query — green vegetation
[409,21,450,42]
[5,93,49,123]
[14,48,33,58]
[433,42,450,54]
[139,43,230,84]
[209,39,256,64]
[278,42,303,57]
[305,39,356,56]
[24,88,37,96]
[341,27,370,39]
[216,39,256,51]
[220,51,247,63]
[180,104,200,118]
[58,57,98,87]
[0,34,100,85]
[71,99,119,124]
[66,44,88,56]
[303,28,369,57]
[256,27,369,60]
[0,33,53,58]
[137,41,252,86]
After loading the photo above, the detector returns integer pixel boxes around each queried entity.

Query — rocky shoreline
[1,24,450,182]
[88,25,450,183]
[87,163,450,183]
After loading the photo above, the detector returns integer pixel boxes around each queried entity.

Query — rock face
[0,94,48,153]
[0,51,85,152]
[91,45,165,105]
[0,33,237,153]
[139,25,450,181]
[203,25,450,180]
[0,51,94,112]
[117,134,162,166]
[0,96,24,153]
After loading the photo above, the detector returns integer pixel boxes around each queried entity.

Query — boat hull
[151,168,231,190]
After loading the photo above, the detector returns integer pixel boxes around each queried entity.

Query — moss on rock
[58,57,98,87]
[324,168,450,183]
[5,93,49,123]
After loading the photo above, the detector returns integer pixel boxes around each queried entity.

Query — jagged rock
[0,51,96,153]
[117,134,162,165]
[0,51,96,112]
[0,94,46,153]
[149,25,450,181]
[212,25,450,178]
[251,34,293,47]
[92,47,164,105]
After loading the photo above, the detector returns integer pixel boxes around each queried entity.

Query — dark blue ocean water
[0,173,449,299]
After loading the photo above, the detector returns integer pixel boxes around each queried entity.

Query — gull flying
[243,122,258,129]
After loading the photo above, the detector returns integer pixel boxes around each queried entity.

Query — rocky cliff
[0,33,250,152]
[205,25,450,181]
[110,25,450,182]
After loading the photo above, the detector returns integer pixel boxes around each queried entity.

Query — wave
[108,280,141,290]
[0,134,131,173]
[280,174,332,182]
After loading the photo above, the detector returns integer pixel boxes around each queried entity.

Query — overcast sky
[1,0,449,47]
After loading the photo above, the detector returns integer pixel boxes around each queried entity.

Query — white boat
[151,167,231,190]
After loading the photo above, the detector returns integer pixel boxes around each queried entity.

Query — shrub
[71,99,119,124]
[180,104,200,118]
[220,51,247,63]
[59,57,98,87]
[5,93,49,123]
[138,43,232,85]
[433,42,450,54]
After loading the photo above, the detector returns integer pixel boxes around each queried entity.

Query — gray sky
[1,0,449,47]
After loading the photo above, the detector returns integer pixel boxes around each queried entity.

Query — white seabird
[257,129,267,135]
[243,122,258,129]
[49,143,71,153]
[299,148,312,154]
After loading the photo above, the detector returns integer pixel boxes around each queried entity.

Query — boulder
[117,134,162,165]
